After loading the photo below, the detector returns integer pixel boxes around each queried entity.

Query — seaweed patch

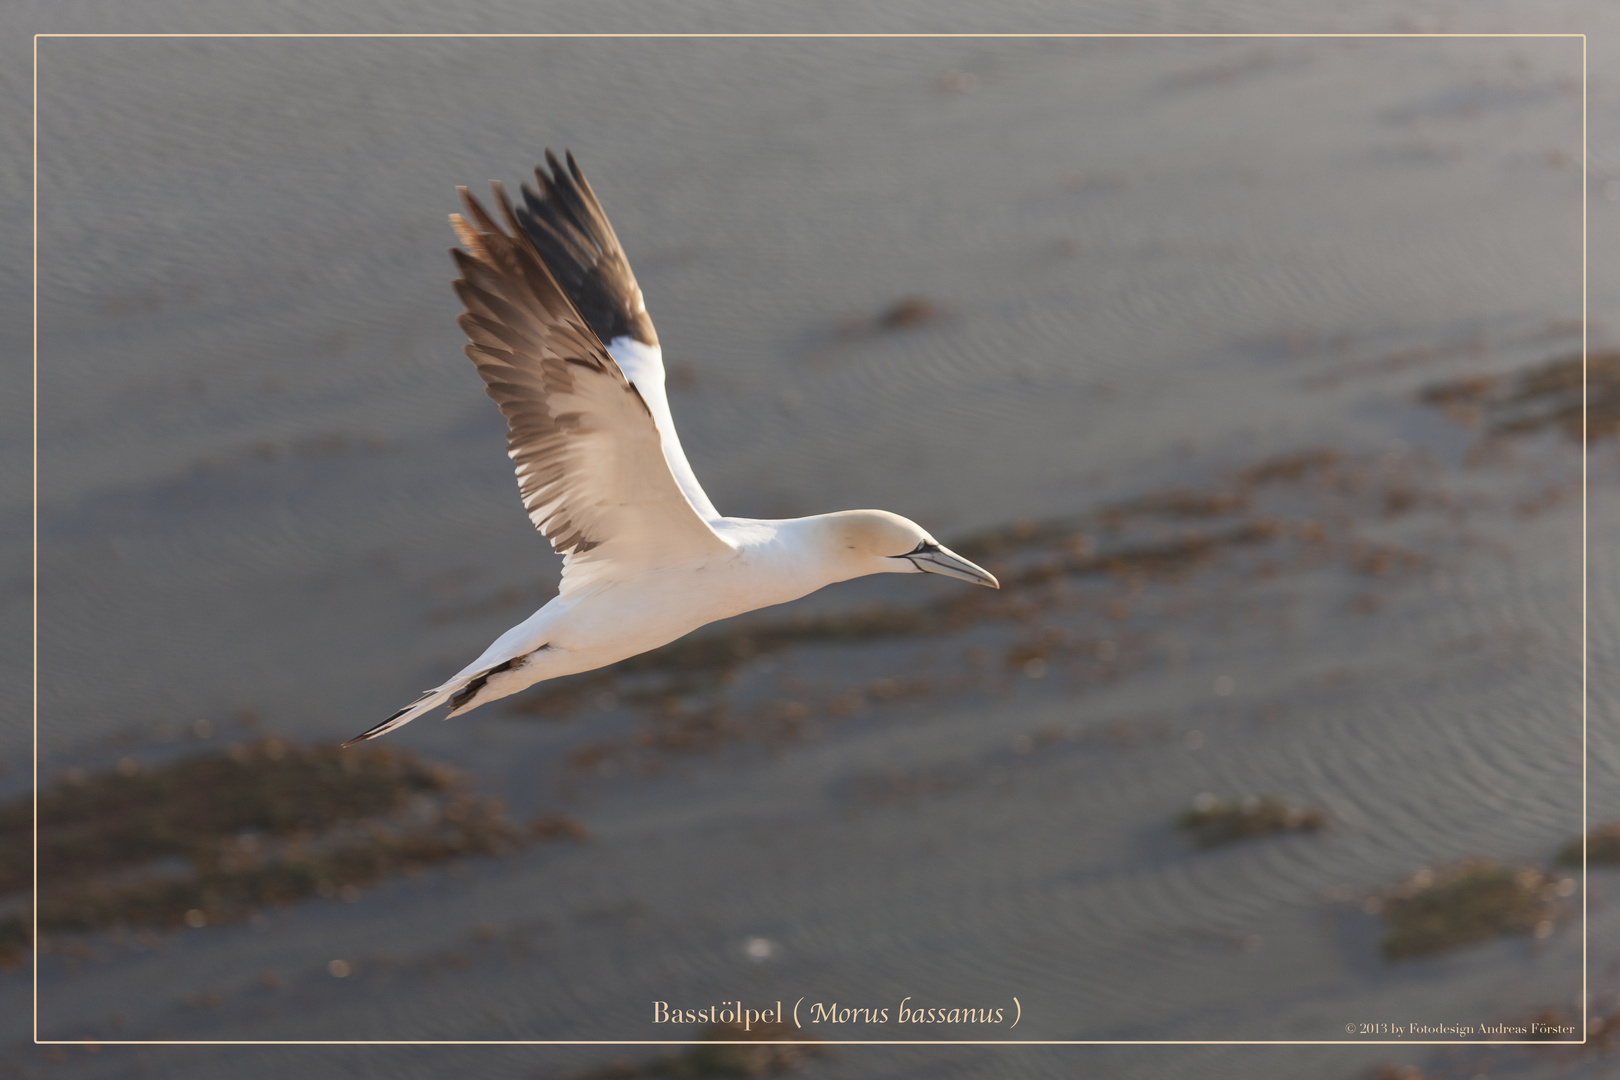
[1177,794,1326,848]
[2,738,585,966]
[1420,350,1620,441]
[1371,861,1572,961]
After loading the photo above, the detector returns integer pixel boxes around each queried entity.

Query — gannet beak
[900,543,999,589]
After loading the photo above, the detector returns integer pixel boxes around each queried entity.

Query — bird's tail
[343,649,536,747]
[342,683,460,747]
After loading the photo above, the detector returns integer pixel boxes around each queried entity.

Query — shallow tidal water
[8,20,1618,1080]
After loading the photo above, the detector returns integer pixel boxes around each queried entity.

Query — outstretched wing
[449,183,731,596]
[515,150,721,522]
[515,148,658,349]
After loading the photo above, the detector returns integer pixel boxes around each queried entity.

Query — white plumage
[346,151,997,746]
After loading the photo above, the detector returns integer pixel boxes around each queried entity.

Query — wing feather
[449,184,730,595]
[516,150,722,522]
[515,149,657,348]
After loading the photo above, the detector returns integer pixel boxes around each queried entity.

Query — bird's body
[440,513,894,707]
[347,152,996,746]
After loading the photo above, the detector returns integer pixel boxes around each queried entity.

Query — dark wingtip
[342,717,397,748]
[342,699,420,748]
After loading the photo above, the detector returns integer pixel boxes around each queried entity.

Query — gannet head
[817,509,999,589]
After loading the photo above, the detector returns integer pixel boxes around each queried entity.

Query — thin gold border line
[1582,29,1590,1045]
[31,28,40,1051]
[28,29,1590,1050]
[28,32,1587,38]
[22,1039,1600,1046]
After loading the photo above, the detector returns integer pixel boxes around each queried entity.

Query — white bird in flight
[346,151,998,746]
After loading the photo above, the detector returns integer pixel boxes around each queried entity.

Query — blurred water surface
[9,27,1613,1080]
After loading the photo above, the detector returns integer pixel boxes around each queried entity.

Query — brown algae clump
[1,738,570,961]
[6,738,454,898]
[1555,821,1620,866]
[0,914,25,970]
[1420,350,1620,441]
[829,295,944,343]
[1177,794,1325,848]
[1377,862,1567,961]
[878,296,941,330]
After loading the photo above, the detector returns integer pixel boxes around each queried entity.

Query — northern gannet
[346,151,997,746]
